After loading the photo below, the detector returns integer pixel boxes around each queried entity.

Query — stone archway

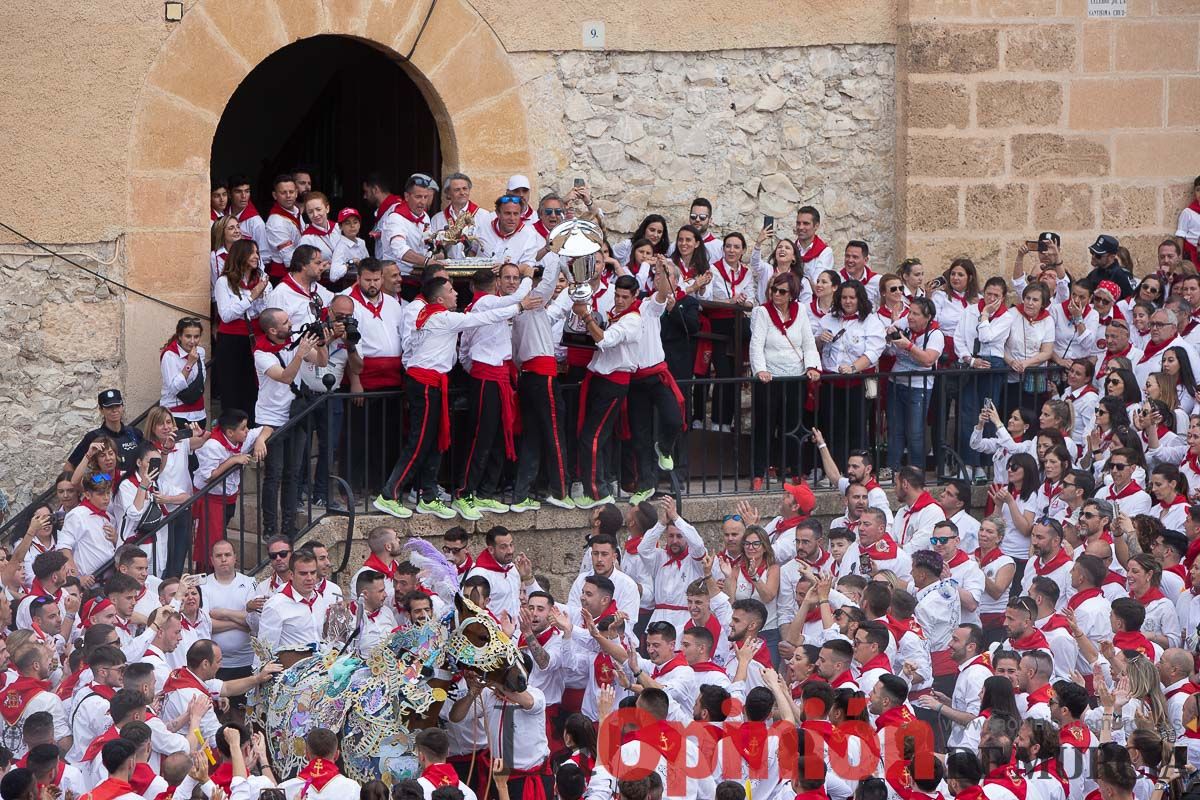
[120,0,533,406]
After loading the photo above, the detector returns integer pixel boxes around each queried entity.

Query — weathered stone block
[1114,132,1200,178]
[908,0,973,18]
[907,236,1004,277]
[1169,77,1200,126]
[1069,78,1163,129]
[1004,25,1077,71]
[1082,23,1112,72]
[1033,184,1096,230]
[976,80,1063,127]
[1114,20,1199,72]
[907,135,1006,179]
[1011,134,1110,178]
[907,185,960,232]
[965,184,1030,230]
[984,0,1058,17]
[907,25,1000,73]
[1101,185,1160,229]
[907,81,969,129]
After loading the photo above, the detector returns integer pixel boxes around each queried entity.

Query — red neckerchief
[298,758,342,793]
[717,549,743,570]
[36,760,66,792]
[798,236,827,263]
[209,763,233,794]
[414,302,447,330]
[281,272,315,300]
[1060,298,1093,320]
[1033,548,1071,575]
[55,667,83,700]
[684,612,725,649]
[608,299,641,324]
[1099,343,1132,377]
[946,550,970,569]
[363,553,396,579]
[827,669,857,689]
[885,614,925,644]
[180,612,201,630]
[1060,720,1092,749]
[129,762,157,796]
[301,222,332,239]
[1134,585,1167,605]
[421,763,460,788]
[840,266,877,285]
[391,200,427,226]
[1039,613,1072,633]
[1025,683,1054,708]
[713,258,748,294]
[253,334,288,354]
[898,492,941,545]
[457,552,474,577]
[209,426,243,456]
[949,290,970,308]
[1107,480,1144,500]
[874,703,917,731]
[1185,450,1200,479]
[1097,305,1126,326]
[886,759,945,800]
[162,668,209,696]
[28,578,60,601]
[491,218,524,240]
[983,765,1028,800]
[1067,587,1103,611]
[593,649,618,688]
[444,201,480,224]
[809,298,831,319]
[87,681,117,701]
[1065,384,1098,403]
[691,660,726,674]
[1160,494,1189,512]
[858,652,892,677]
[867,534,900,560]
[1018,305,1050,323]
[235,202,260,223]
[963,653,993,673]
[735,637,774,669]
[375,194,402,221]
[281,582,317,610]
[1138,336,1174,363]
[518,626,558,649]
[727,719,770,770]
[532,219,551,239]
[977,298,1010,319]
[633,721,683,763]
[1166,681,1200,699]
[651,651,689,679]
[878,303,909,322]
[766,300,800,336]
[739,556,767,584]
[1027,758,1068,796]
[348,284,383,319]
[81,498,109,518]
[473,547,511,574]
[80,778,138,800]
[0,676,51,724]
[1114,630,1155,658]
[1008,628,1049,652]
[269,203,302,231]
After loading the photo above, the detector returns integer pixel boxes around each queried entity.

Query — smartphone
[174,426,195,441]
[574,177,586,188]
[928,276,947,290]
[983,397,995,411]
[859,550,873,575]
[763,215,775,229]
[1024,240,1040,251]
[148,456,162,475]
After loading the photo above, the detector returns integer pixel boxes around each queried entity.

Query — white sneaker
[691,420,705,430]
[570,481,584,500]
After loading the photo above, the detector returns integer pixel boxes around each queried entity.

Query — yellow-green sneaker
[373,496,412,519]
[449,496,481,521]
[509,498,541,513]
[475,497,510,514]
[630,488,655,505]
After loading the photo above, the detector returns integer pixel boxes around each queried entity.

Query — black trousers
[460,377,508,499]
[576,374,628,499]
[513,371,570,501]
[707,316,740,425]
[752,378,805,478]
[261,396,311,537]
[628,373,683,492]
[215,332,258,424]
[382,380,443,502]
[819,381,867,469]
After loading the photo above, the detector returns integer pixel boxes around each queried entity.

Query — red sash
[80,779,138,800]
[408,367,451,452]
[521,355,558,376]
[1008,628,1050,652]
[470,362,518,460]
[631,362,687,431]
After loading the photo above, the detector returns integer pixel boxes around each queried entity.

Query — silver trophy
[549,219,605,303]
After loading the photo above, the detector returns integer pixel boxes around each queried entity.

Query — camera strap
[275,352,304,399]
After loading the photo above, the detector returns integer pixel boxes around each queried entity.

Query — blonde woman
[726,525,781,663]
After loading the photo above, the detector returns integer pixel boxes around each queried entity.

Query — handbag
[176,361,205,405]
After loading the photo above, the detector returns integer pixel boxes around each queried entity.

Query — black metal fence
[4,365,1062,582]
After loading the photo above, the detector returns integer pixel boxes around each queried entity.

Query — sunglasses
[689,213,710,221]
[886,286,903,293]
[442,545,466,554]
[1108,463,1131,471]
[929,535,957,545]
[1080,511,1099,519]
[269,550,292,560]
[90,473,112,483]
[722,514,743,522]
[1143,286,1161,294]
[771,287,791,296]
[498,195,523,205]
[541,208,566,217]
[409,173,438,189]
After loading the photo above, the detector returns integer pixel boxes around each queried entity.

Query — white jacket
[749,304,821,376]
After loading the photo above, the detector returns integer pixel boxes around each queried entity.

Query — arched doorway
[211,35,441,216]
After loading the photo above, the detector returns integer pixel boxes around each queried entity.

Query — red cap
[81,597,113,628]
[1094,280,1120,301]
[783,481,816,515]
[337,208,361,223]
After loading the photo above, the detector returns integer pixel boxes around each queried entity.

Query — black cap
[98,389,124,408]
[1089,234,1120,256]
[1038,232,1061,247]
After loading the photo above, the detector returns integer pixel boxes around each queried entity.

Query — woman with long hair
[168,580,213,669]
[1160,346,1198,415]
[70,435,119,491]
[1036,443,1072,522]
[727,525,781,663]
[613,214,669,265]
[975,517,1016,641]
[669,224,712,295]
[159,317,206,427]
[1134,398,1184,464]
[1144,372,1188,432]
[1083,396,1133,478]
[143,405,207,576]
[214,239,268,424]
[956,673,1020,754]
[1119,273,1164,318]
[704,232,757,431]
[615,237,655,294]
[804,269,840,330]
[1103,367,1143,419]
[756,237,807,304]
[897,258,926,303]
[1126,553,1182,649]
[957,275,1011,482]
[209,215,242,297]
[562,713,597,780]
[988,451,1040,563]
[816,280,885,468]
[1129,300,1155,350]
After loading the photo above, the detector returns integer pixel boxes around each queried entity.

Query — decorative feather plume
[400,537,460,603]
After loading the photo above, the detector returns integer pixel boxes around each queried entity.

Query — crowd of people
[3,169,1200,800]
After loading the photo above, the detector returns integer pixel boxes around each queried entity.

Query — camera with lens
[886,329,904,341]
[293,319,332,345]
[336,314,361,346]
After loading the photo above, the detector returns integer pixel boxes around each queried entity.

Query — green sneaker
[373,496,412,519]
[449,496,481,521]
[655,443,675,472]
[475,497,510,514]
[509,498,541,513]
[629,488,655,505]
[544,495,575,510]
[575,494,615,510]
[419,498,458,520]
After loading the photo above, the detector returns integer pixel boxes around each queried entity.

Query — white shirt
[214,273,267,328]
[956,303,1015,361]
[818,314,886,371]
[568,569,641,623]
[946,654,993,750]
[340,286,405,362]
[280,774,362,800]
[1049,301,1099,361]
[1140,594,1182,647]
[192,427,264,495]
[265,275,334,330]
[202,571,257,668]
[407,303,523,373]
[159,344,207,421]
[465,558,524,621]
[233,207,269,259]
[0,689,68,759]
[585,737,716,800]
[946,553,986,626]
[1004,312,1055,380]
[1134,336,1200,388]
[512,256,565,364]
[259,584,324,652]
[431,203,495,259]
[932,289,973,341]
[253,344,301,428]
[481,686,550,771]
[473,220,541,266]
[749,303,821,377]
[67,683,115,762]
[1061,384,1101,446]
[162,668,223,745]
[634,294,669,369]
[949,510,981,553]
[1021,552,1076,609]
[915,578,962,653]
[356,603,399,657]
[891,495,947,554]
[639,518,708,630]
[588,307,642,375]
[379,207,432,273]
[460,279,532,370]
[331,235,368,282]
[60,502,115,577]
[797,238,836,284]
[263,207,303,267]
[299,223,344,270]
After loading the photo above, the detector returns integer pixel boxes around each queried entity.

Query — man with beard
[465,526,528,622]
[638,497,708,634]
[726,598,771,689]
[1013,718,1067,800]
[915,623,992,750]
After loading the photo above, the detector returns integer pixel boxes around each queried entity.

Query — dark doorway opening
[211,35,441,219]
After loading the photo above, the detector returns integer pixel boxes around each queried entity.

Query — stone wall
[514,46,899,266]
[900,0,1200,278]
[0,242,125,506]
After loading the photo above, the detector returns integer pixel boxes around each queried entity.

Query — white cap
[506,174,531,191]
